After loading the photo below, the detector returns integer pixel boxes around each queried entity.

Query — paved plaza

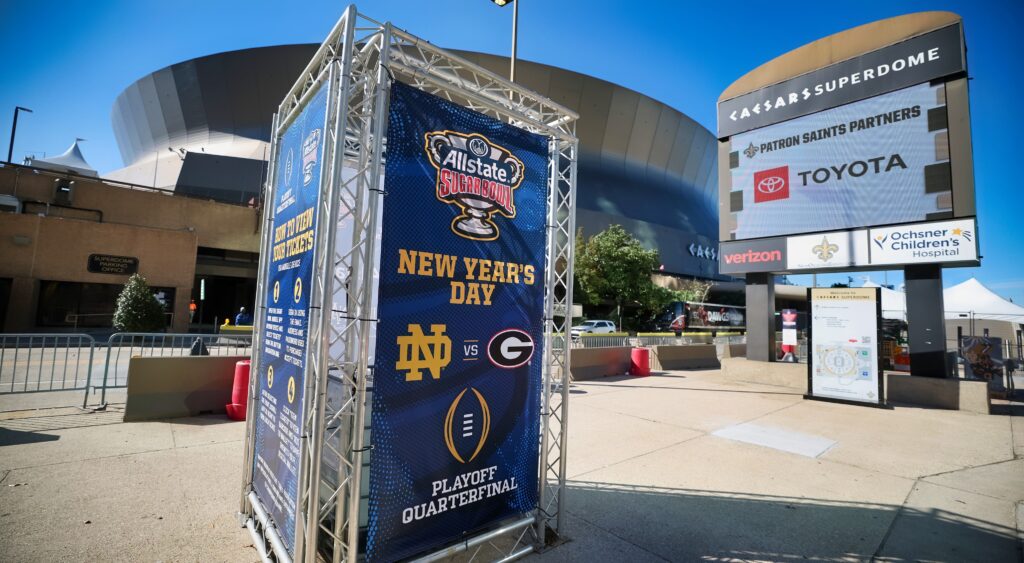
[1,368,1021,562]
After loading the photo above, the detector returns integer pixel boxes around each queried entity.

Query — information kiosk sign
[250,79,329,555]
[806,287,884,406]
[366,82,550,562]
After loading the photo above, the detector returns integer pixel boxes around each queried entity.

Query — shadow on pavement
[168,414,238,426]
[989,401,1024,416]
[0,427,60,447]
[563,481,1018,562]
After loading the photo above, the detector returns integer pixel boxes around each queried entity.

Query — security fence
[1,330,764,409]
[96,333,252,405]
[947,337,1023,362]
[0,334,97,403]
[571,333,746,349]
[0,332,252,409]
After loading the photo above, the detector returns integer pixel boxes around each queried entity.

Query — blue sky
[2,0,1022,301]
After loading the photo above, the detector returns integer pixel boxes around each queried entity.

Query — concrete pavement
[543,371,1022,562]
[1,369,1021,562]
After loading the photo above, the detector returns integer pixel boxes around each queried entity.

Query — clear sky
[2,0,1021,302]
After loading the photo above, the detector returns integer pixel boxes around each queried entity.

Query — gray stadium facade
[109,45,722,279]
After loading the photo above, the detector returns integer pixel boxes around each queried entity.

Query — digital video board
[725,81,953,240]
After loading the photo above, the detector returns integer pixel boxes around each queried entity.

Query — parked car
[570,320,617,339]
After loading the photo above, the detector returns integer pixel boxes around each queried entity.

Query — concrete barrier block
[653,345,719,370]
[124,355,248,421]
[720,357,806,391]
[569,347,631,380]
[886,373,991,414]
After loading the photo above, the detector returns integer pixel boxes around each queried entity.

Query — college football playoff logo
[424,131,524,241]
[444,387,491,464]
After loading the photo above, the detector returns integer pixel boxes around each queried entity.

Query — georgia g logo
[487,329,535,369]
[424,131,524,241]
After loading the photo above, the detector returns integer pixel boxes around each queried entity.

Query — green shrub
[112,274,166,332]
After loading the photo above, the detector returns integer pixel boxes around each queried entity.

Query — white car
[570,320,617,338]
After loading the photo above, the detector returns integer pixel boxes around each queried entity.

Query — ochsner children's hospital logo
[425,131,525,241]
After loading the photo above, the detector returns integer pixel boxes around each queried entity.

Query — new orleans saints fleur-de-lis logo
[813,236,839,262]
[743,143,759,159]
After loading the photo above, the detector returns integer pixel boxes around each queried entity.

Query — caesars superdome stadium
[107,45,722,279]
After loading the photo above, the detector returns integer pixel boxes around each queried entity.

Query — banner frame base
[803,394,894,410]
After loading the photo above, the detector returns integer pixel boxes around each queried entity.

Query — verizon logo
[724,249,782,264]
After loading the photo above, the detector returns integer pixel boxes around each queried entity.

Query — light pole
[7,106,33,164]
[489,0,518,82]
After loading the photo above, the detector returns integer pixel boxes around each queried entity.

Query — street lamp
[7,106,33,164]
[488,0,518,82]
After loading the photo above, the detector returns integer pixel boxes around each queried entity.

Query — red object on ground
[225,360,251,420]
[630,347,651,377]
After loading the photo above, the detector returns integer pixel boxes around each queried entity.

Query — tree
[674,278,712,303]
[113,274,166,332]
[574,225,684,331]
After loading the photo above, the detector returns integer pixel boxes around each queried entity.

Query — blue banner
[366,82,549,562]
[251,80,329,555]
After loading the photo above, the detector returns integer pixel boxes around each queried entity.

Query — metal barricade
[0,333,96,407]
[635,335,686,347]
[95,332,253,405]
[570,333,747,349]
[573,334,631,348]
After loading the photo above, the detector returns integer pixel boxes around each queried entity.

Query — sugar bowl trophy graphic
[425,131,525,241]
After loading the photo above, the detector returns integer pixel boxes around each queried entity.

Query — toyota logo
[757,175,785,194]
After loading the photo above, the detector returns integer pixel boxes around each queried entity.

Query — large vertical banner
[961,336,1006,393]
[251,81,329,555]
[367,82,549,562]
[807,287,883,405]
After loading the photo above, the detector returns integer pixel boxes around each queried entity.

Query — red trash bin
[630,347,651,377]
[225,360,251,421]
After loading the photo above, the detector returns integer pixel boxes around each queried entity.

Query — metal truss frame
[240,5,578,563]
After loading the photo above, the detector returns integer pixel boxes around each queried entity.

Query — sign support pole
[744,273,776,362]
[905,264,950,378]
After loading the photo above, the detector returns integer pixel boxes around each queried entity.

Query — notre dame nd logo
[424,131,525,241]
[396,324,451,381]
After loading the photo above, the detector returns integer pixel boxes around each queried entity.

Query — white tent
[860,279,907,321]
[861,277,1024,324]
[943,278,1024,323]
[24,139,98,177]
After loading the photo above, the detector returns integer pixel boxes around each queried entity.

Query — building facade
[0,44,723,332]
[109,45,723,279]
[0,164,258,332]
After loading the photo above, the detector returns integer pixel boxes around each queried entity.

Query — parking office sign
[366,82,550,562]
[250,80,329,554]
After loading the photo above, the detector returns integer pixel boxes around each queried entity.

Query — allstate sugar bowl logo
[301,128,322,186]
[424,131,525,241]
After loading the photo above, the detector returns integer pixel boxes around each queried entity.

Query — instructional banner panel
[367,82,549,562]
[809,287,882,405]
[251,80,329,554]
